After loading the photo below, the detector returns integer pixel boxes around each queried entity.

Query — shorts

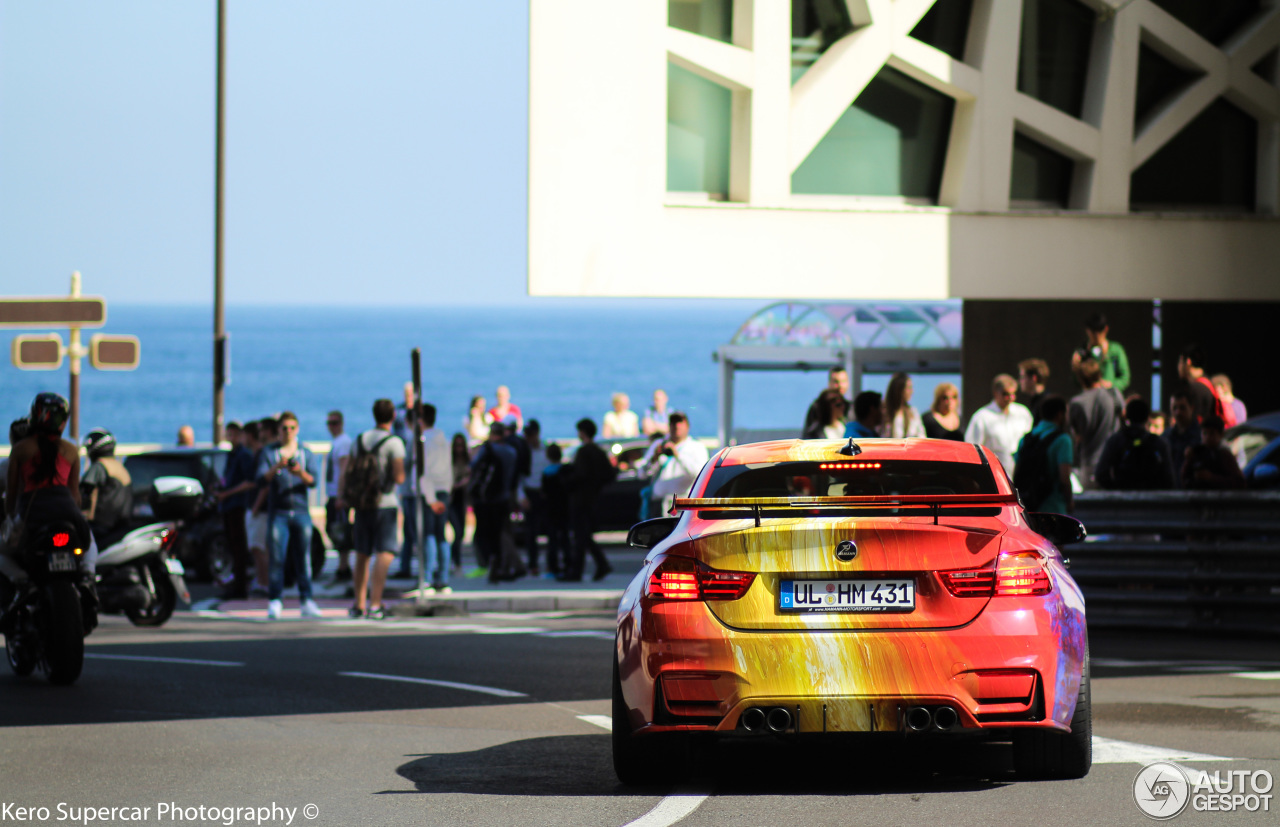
[354,507,398,556]
[246,512,270,550]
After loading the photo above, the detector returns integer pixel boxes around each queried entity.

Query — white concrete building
[528,0,1280,301]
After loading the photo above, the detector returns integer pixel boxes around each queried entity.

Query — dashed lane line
[1232,670,1280,680]
[1092,736,1235,764]
[85,653,244,667]
[339,671,528,698]
[621,791,711,827]
[577,714,613,730]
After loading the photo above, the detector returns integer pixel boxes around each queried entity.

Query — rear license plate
[48,552,76,572]
[164,558,185,576]
[779,579,915,613]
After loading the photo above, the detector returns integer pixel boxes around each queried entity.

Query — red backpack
[1195,376,1237,428]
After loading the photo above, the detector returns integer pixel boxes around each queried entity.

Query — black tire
[6,627,37,676]
[612,657,687,786]
[310,528,327,580]
[1013,644,1092,780]
[41,582,85,685]
[125,559,177,628]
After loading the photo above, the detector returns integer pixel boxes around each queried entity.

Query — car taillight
[941,552,1051,598]
[646,556,755,601]
[994,551,1052,596]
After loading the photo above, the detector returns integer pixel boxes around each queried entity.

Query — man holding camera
[644,412,710,518]
[256,411,321,620]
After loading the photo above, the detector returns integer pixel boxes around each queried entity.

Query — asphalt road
[3,612,1280,827]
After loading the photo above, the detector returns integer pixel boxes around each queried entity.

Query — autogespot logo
[1134,763,1275,819]
[1134,762,1191,820]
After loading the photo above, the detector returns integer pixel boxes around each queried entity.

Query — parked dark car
[122,448,326,583]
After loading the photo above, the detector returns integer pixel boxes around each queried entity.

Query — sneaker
[347,606,364,619]
[422,586,437,597]
[367,606,387,620]
[300,599,322,619]
[267,599,283,620]
[465,567,488,579]
[437,585,452,595]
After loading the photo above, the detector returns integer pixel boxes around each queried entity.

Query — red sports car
[613,438,1090,783]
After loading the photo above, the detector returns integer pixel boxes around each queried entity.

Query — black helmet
[9,417,30,445]
[84,427,116,459]
[29,392,70,436]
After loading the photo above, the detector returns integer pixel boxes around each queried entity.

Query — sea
[0,303,958,445]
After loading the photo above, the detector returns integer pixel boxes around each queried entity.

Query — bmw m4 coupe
[613,438,1090,784]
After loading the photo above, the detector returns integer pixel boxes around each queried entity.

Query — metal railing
[1071,490,1280,635]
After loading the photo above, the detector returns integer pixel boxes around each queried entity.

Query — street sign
[11,334,65,370]
[0,298,106,328]
[90,335,140,370]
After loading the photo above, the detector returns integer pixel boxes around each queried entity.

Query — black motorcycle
[2,519,95,685]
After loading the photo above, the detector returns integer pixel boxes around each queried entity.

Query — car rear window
[705,460,998,499]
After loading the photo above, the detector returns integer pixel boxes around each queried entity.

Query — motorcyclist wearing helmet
[5,394,83,525]
[80,428,133,546]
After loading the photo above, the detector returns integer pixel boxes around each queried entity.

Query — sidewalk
[202,540,645,616]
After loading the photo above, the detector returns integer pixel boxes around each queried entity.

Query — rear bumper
[617,586,1087,737]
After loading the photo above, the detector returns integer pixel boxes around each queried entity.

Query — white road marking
[189,598,220,611]
[339,671,527,698]
[1232,670,1280,680]
[542,630,615,639]
[577,714,612,730]
[622,790,710,827]
[1092,736,1235,764]
[85,653,244,667]
[1092,658,1280,670]
[473,626,547,635]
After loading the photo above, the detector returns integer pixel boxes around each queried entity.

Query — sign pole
[411,349,426,605]
[212,0,228,446]
[68,271,83,441]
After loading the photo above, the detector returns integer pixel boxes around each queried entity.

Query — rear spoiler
[672,494,1019,526]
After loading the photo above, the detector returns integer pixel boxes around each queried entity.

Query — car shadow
[394,734,1012,796]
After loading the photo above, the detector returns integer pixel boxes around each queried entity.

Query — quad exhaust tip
[740,706,793,733]
[933,706,958,730]
[906,706,933,731]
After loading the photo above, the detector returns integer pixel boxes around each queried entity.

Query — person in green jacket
[1072,312,1130,394]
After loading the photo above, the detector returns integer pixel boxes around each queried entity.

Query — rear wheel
[612,657,688,786]
[125,559,177,627]
[41,582,85,685]
[1013,644,1092,779]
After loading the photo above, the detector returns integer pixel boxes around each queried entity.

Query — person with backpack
[469,422,518,583]
[1013,395,1074,514]
[1094,397,1176,490]
[345,398,405,619]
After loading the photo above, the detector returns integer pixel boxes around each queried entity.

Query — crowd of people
[207,384,698,619]
[800,312,1257,513]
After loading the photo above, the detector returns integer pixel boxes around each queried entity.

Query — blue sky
[0,0,544,305]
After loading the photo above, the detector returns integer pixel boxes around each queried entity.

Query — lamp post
[212,0,228,445]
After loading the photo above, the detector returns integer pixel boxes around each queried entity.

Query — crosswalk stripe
[1092,736,1235,764]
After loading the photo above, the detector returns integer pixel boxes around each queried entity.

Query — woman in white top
[819,388,848,440]
[602,392,640,438]
[882,372,925,439]
[464,395,492,446]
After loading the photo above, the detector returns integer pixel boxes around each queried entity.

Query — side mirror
[627,517,678,550]
[1026,512,1087,547]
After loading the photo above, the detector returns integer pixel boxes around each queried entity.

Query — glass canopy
[728,300,963,350]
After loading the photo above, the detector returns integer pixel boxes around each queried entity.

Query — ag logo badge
[834,540,858,562]
[1133,761,1190,820]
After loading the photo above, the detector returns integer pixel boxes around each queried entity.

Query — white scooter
[95,477,197,627]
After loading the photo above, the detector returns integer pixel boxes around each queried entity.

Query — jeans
[268,509,313,601]
[421,491,450,587]
[398,492,419,575]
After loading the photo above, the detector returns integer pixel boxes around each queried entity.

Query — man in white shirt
[415,404,453,593]
[964,374,1033,475]
[646,412,711,516]
[325,411,354,583]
